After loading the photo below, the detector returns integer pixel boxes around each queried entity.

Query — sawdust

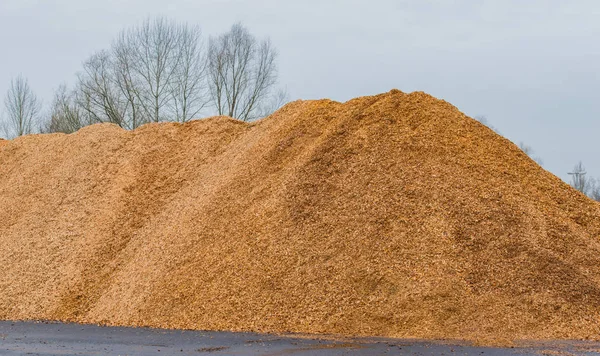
[1,90,600,344]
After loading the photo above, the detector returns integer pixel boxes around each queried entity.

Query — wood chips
[1,90,600,344]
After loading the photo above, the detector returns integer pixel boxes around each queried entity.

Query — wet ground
[1,321,599,355]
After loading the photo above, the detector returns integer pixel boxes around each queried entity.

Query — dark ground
[1,321,599,355]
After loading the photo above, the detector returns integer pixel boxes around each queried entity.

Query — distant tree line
[1,18,287,137]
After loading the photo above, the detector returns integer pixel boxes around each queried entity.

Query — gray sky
[1,0,599,181]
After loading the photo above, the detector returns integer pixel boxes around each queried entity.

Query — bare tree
[588,178,600,202]
[3,75,41,138]
[0,112,5,139]
[110,17,210,126]
[128,17,183,123]
[113,32,144,129]
[169,24,209,122]
[33,18,282,134]
[569,161,589,194]
[208,23,279,121]
[77,50,127,127]
[44,84,86,134]
[73,17,210,129]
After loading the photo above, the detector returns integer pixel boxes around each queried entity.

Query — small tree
[208,23,279,121]
[3,75,41,138]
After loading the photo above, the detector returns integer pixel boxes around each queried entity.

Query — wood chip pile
[1,90,600,344]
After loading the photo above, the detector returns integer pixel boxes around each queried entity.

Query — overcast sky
[1,0,599,181]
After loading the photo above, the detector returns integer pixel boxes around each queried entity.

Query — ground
[1,321,600,355]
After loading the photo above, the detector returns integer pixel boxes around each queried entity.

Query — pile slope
[1,90,600,344]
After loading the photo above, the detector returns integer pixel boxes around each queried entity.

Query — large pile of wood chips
[1,90,600,344]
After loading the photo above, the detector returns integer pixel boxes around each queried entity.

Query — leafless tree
[44,84,86,134]
[3,75,41,138]
[38,18,282,133]
[110,17,209,126]
[77,50,127,127]
[169,24,209,122]
[208,23,279,121]
[113,32,143,129]
[588,178,600,202]
[127,17,183,123]
[569,161,589,194]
